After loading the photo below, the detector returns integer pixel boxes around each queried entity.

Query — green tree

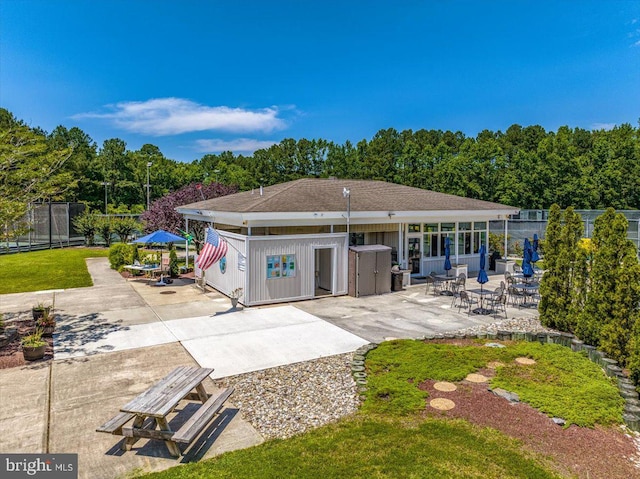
[538,204,563,328]
[576,209,632,348]
[0,109,75,244]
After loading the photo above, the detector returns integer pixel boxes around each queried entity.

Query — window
[349,233,364,246]
[408,224,421,233]
[474,232,486,253]
[458,231,471,255]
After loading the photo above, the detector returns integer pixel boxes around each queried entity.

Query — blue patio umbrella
[477,244,489,288]
[531,234,540,263]
[134,229,186,245]
[522,238,534,277]
[444,237,452,275]
[133,230,186,284]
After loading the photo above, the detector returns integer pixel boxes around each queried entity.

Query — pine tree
[538,204,563,327]
[577,208,632,348]
[600,221,640,364]
[558,207,585,331]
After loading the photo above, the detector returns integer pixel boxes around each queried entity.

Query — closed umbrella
[522,238,534,278]
[531,234,540,263]
[444,237,452,275]
[477,244,488,290]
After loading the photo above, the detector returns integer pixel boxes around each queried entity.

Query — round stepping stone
[430,398,455,410]
[487,361,505,369]
[515,357,536,365]
[433,381,457,392]
[465,373,489,383]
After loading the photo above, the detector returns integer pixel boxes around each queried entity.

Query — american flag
[196,227,228,271]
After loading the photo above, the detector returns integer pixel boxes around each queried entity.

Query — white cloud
[73,98,288,135]
[591,122,616,131]
[194,138,278,153]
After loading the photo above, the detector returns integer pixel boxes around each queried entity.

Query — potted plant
[36,310,56,336]
[21,329,46,361]
[230,288,243,308]
[31,302,51,321]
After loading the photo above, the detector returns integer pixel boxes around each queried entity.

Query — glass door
[408,237,421,274]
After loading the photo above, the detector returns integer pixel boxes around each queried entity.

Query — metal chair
[457,290,479,315]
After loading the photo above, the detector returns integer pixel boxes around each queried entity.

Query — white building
[177,178,518,306]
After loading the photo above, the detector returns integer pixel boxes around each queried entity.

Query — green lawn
[135,340,620,479]
[363,340,623,427]
[0,247,110,293]
[139,417,560,479]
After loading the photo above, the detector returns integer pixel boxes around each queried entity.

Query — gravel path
[212,316,553,440]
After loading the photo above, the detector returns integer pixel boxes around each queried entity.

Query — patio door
[315,247,334,296]
[407,237,421,275]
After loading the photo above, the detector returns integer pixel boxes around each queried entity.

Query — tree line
[3,107,640,219]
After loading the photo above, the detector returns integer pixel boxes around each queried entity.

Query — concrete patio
[0,257,538,478]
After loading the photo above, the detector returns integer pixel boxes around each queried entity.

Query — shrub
[96,217,113,247]
[111,217,141,243]
[169,247,179,277]
[108,243,131,270]
[73,210,99,246]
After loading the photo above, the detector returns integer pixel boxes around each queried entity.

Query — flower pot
[22,344,46,361]
[32,307,51,321]
[41,326,55,337]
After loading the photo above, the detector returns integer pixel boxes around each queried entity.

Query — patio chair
[425,275,437,296]
[457,290,479,315]
[507,285,524,308]
[487,291,507,319]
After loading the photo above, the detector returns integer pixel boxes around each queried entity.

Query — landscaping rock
[490,387,520,403]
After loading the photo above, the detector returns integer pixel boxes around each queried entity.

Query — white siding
[202,232,247,300]
[246,233,347,306]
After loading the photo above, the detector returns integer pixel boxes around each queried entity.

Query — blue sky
[2,1,639,162]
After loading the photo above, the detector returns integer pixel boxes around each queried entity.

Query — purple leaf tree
[140,182,238,250]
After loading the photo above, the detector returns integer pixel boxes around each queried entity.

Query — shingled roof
[180,178,512,213]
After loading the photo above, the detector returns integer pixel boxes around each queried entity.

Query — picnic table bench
[97,366,234,457]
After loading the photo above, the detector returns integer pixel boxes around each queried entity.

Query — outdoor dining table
[433,274,457,295]
[467,288,497,315]
[123,264,162,285]
[514,282,539,307]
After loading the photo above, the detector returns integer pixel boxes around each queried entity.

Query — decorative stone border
[0,327,18,348]
[350,331,640,432]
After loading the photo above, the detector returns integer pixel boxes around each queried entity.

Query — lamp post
[146,162,152,210]
[343,187,350,244]
[100,181,110,215]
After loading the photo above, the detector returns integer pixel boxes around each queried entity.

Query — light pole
[100,181,110,215]
[343,187,350,244]
[146,162,152,210]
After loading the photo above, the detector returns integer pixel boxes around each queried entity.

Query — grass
[137,340,618,479]
[138,417,560,479]
[363,340,623,427]
[0,247,109,293]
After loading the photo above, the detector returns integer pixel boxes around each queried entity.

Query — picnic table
[97,366,234,457]
[123,264,162,285]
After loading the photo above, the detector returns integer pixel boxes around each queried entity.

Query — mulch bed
[0,317,54,369]
[420,366,640,479]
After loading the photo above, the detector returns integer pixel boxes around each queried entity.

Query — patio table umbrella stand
[473,245,490,314]
[133,229,186,286]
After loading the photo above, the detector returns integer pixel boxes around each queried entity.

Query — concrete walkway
[0,257,537,479]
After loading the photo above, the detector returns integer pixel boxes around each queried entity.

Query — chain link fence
[2,202,86,254]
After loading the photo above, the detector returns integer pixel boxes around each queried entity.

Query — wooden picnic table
[97,366,234,457]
